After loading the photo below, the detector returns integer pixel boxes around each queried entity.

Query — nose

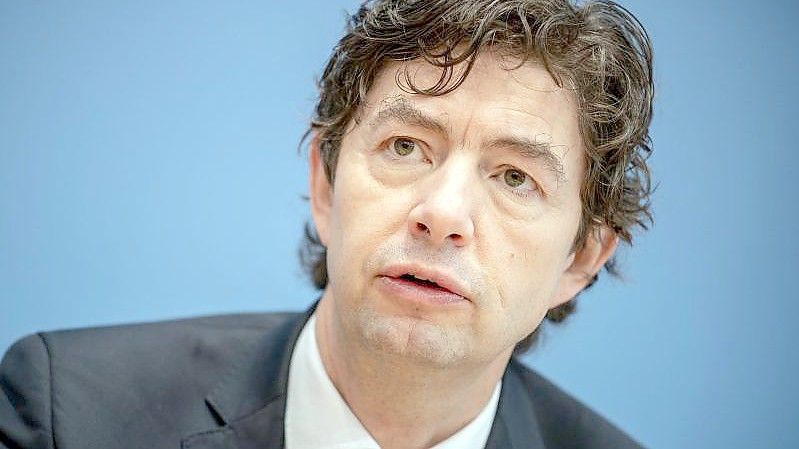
[407,162,476,248]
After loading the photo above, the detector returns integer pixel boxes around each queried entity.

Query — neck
[314,294,511,449]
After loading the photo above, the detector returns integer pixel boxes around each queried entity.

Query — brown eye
[503,169,527,187]
[392,138,416,156]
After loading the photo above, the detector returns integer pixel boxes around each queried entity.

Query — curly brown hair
[300,0,654,352]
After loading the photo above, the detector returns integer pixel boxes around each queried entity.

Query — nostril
[416,222,429,233]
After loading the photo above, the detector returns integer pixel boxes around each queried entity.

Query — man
[0,0,653,448]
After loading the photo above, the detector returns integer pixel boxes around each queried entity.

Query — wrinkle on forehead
[357,52,576,125]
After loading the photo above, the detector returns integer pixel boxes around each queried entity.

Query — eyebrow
[369,96,448,135]
[369,96,567,182]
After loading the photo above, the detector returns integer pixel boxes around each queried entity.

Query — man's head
[303,0,653,357]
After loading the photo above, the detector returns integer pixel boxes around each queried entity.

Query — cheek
[485,218,574,313]
[497,240,546,304]
[327,152,413,275]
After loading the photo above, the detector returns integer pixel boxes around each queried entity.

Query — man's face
[311,52,613,367]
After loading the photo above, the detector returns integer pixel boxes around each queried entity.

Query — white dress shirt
[285,314,502,449]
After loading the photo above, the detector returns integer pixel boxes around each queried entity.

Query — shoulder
[35,311,301,356]
[26,312,301,376]
[0,312,303,448]
[27,311,301,390]
[507,358,645,449]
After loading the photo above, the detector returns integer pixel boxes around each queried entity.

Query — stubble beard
[352,302,471,368]
[331,237,485,367]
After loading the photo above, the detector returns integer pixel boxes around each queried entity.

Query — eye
[498,167,539,198]
[381,137,429,165]
[392,137,417,157]
[503,169,527,187]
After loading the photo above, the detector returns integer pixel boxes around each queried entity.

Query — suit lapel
[181,401,286,449]
[484,359,548,449]
[181,304,317,449]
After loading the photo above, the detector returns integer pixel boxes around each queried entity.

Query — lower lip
[377,276,468,306]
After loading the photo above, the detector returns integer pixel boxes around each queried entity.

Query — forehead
[365,51,576,112]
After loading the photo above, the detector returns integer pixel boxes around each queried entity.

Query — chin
[356,307,470,367]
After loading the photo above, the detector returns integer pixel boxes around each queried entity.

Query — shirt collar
[285,313,501,449]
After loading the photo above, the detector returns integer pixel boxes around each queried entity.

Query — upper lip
[379,263,470,299]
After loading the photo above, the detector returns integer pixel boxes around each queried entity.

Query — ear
[550,225,618,308]
[308,134,333,247]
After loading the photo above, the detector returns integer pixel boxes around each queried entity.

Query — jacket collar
[181,303,546,449]
[485,358,548,449]
[181,304,315,449]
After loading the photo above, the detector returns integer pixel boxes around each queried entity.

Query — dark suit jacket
[0,305,643,449]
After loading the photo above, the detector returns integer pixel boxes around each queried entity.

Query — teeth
[401,273,436,285]
[407,273,430,282]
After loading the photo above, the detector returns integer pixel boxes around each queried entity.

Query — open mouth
[378,266,468,304]
[398,273,449,291]
[378,264,468,302]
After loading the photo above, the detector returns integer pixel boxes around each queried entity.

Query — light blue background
[1,1,797,448]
